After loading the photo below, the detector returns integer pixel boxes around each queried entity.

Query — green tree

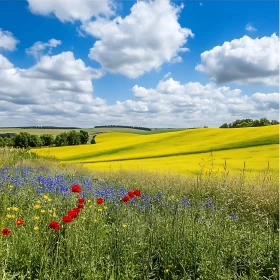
[91,136,96,144]
[67,130,81,146]
[40,134,54,146]
[29,135,42,147]
[14,132,30,148]
[259,117,270,126]
[55,133,68,147]
[0,136,4,147]
[79,130,89,144]
[271,120,279,125]
[220,123,228,128]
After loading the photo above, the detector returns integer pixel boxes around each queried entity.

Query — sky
[0,0,279,128]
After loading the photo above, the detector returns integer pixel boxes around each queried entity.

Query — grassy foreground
[32,126,279,175]
[0,150,278,279]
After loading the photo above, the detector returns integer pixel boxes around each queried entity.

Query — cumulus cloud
[0,29,19,51]
[0,56,278,127]
[26,38,62,60]
[196,34,279,86]
[27,0,114,22]
[83,0,194,78]
[245,23,257,32]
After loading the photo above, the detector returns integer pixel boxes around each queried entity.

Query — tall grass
[0,150,278,279]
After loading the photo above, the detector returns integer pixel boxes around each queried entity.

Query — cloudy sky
[0,0,278,128]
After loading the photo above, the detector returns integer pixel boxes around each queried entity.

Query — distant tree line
[0,130,96,148]
[95,125,152,131]
[1,126,80,129]
[220,118,279,128]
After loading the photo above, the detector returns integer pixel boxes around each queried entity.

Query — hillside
[32,126,279,175]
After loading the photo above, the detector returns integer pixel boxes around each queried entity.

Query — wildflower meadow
[0,150,278,279]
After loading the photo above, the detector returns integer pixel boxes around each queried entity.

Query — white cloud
[0,56,278,127]
[0,29,19,51]
[83,0,194,78]
[27,0,114,22]
[26,38,62,60]
[196,34,279,86]
[245,23,257,32]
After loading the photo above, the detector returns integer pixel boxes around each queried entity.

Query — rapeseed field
[32,126,279,175]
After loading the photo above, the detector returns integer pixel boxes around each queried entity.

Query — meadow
[0,126,279,279]
[32,126,279,175]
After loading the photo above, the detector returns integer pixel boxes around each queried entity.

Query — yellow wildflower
[13,207,19,212]
[33,216,40,220]
[53,214,57,218]
[98,208,103,213]
[122,224,127,228]
[7,207,11,211]
[48,210,53,213]
[87,199,91,203]
[37,200,41,204]
[93,219,97,223]
[104,206,108,210]
[40,210,46,213]
[47,198,52,202]
[6,214,13,219]
[33,226,39,231]
[82,216,86,220]
[89,205,92,209]
[9,185,14,189]
[43,195,49,200]
[34,204,40,209]
[164,269,169,273]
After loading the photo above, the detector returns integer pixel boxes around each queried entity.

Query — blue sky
[0,0,278,127]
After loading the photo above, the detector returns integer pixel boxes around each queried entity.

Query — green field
[32,126,279,175]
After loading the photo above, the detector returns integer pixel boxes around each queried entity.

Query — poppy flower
[62,215,73,223]
[121,196,130,202]
[73,207,80,214]
[71,184,82,193]
[128,191,135,198]
[1,228,11,236]
[68,210,78,219]
[133,189,141,196]
[78,198,85,203]
[16,219,24,226]
[77,203,84,209]
[96,197,104,204]
[49,221,60,231]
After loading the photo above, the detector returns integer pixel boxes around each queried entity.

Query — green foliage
[55,133,68,147]
[0,162,278,280]
[67,130,81,146]
[14,132,30,148]
[29,135,42,148]
[221,118,279,128]
[40,134,54,147]
[91,135,96,144]
[0,136,4,147]
[79,130,89,144]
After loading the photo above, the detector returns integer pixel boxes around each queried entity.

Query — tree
[29,135,42,147]
[271,120,279,125]
[14,132,30,148]
[40,134,54,146]
[0,136,4,147]
[55,133,68,147]
[80,130,89,144]
[67,131,81,146]
[220,123,228,128]
[259,117,270,126]
[91,135,96,144]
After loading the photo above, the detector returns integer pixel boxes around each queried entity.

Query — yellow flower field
[32,126,279,175]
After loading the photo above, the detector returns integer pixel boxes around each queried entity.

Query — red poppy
[16,219,24,226]
[78,197,85,203]
[121,196,130,202]
[62,215,73,223]
[1,228,11,236]
[77,203,84,209]
[96,197,104,204]
[68,210,78,219]
[133,189,141,196]
[73,207,80,213]
[71,184,82,193]
[49,221,60,231]
[128,191,135,198]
